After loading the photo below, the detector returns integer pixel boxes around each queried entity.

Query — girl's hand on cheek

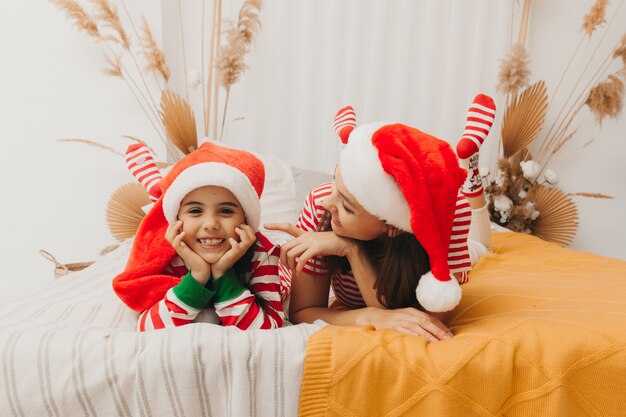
[211,224,257,279]
[165,220,210,285]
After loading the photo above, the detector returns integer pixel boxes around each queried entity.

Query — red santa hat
[334,107,467,312]
[112,141,265,312]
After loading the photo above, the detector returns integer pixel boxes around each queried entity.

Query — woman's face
[322,166,387,241]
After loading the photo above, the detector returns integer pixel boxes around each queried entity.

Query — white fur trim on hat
[415,271,462,312]
[339,122,412,232]
[162,162,261,231]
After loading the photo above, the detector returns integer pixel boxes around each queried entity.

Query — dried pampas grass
[613,33,626,68]
[501,81,549,158]
[497,43,531,95]
[90,0,130,50]
[103,53,122,78]
[51,0,100,38]
[237,0,262,45]
[585,73,624,124]
[106,183,150,241]
[140,16,170,82]
[529,185,579,247]
[582,0,609,36]
[216,35,248,88]
[160,90,198,155]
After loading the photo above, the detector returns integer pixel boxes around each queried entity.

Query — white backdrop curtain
[163,0,516,173]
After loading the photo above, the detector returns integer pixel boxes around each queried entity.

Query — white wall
[0,0,164,299]
[0,0,624,301]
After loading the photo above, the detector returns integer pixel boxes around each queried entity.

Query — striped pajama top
[138,232,287,331]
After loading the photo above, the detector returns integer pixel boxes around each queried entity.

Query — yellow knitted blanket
[299,232,626,417]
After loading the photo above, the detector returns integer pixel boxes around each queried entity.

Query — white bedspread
[0,240,324,417]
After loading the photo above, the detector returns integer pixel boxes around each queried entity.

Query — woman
[266,95,495,341]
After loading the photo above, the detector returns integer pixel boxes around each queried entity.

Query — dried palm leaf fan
[528,185,579,247]
[501,80,549,158]
[160,89,198,155]
[106,183,151,241]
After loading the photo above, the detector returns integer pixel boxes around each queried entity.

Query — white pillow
[254,152,299,245]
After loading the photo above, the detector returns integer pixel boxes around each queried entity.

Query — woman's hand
[264,223,357,276]
[165,220,211,285]
[358,307,454,342]
[211,224,257,279]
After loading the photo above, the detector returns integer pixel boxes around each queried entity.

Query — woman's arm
[344,242,384,308]
[289,269,453,341]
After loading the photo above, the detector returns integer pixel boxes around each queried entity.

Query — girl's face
[322,166,387,241]
[177,185,246,264]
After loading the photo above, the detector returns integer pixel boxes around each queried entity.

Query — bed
[299,232,626,417]
[1,156,625,417]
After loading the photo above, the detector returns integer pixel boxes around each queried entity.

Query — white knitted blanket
[0,240,324,417]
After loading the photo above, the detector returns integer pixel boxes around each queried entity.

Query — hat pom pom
[415,271,462,312]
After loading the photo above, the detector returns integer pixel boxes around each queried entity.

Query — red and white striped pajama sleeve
[213,238,284,329]
[137,236,285,331]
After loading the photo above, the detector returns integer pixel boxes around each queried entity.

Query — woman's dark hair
[318,210,431,310]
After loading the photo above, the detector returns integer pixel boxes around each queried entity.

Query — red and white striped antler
[125,144,163,202]
[333,106,356,144]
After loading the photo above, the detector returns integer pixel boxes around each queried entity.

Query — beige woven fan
[106,183,151,241]
[501,80,549,158]
[528,185,579,247]
[160,89,198,155]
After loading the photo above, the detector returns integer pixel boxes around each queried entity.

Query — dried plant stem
[92,0,162,121]
[119,69,171,150]
[549,37,584,112]
[101,26,170,153]
[518,0,532,45]
[178,0,190,103]
[204,0,218,137]
[212,0,223,140]
[201,0,207,136]
[572,192,615,199]
[539,102,584,172]
[538,0,624,158]
[58,139,124,156]
[119,0,165,91]
[219,89,230,141]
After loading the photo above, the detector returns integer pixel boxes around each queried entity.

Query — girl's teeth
[199,238,223,246]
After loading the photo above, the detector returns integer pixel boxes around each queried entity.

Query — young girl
[267,95,495,341]
[113,141,286,331]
